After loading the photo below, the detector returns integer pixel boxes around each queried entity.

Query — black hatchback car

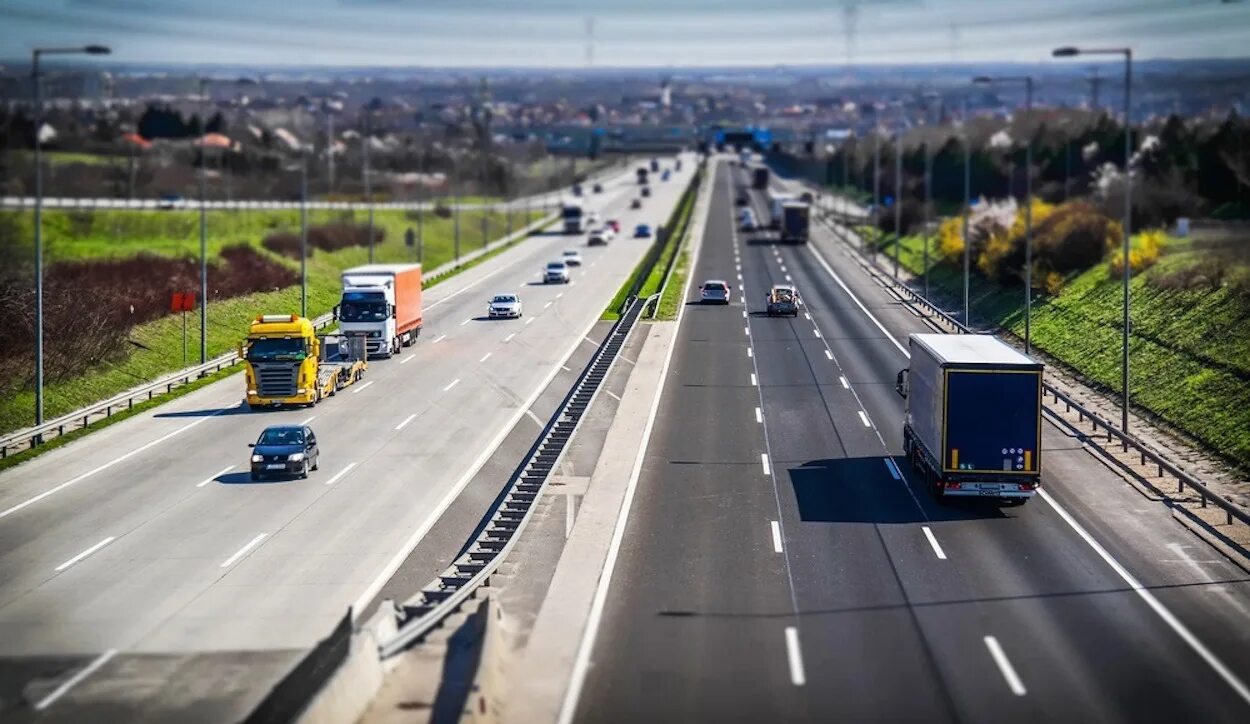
[249,424,320,480]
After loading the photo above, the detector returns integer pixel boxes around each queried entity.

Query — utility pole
[1086,67,1102,111]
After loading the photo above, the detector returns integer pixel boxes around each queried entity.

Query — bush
[978,199,1122,290]
[261,233,303,259]
[1109,229,1163,278]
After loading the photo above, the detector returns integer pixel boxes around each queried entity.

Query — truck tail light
[944,481,962,490]
[1018,482,1038,491]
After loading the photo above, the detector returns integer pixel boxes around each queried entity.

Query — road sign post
[171,291,196,367]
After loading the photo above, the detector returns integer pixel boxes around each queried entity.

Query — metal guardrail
[0,209,560,461]
[377,296,647,659]
[817,209,1250,530]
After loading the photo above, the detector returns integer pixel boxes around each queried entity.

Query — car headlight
[288,453,305,462]
[251,454,263,463]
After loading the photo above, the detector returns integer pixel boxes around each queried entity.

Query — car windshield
[548,263,565,270]
[492,295,517,304]
[563,251,578,257]
[246,337,307,362]
[705,283,726,291]
[257,427,304,446]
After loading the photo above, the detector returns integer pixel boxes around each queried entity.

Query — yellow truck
[240,314,367,408]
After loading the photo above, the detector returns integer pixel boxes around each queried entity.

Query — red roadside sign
[170,291,196,313]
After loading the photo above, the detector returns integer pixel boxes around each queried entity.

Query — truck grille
[256,363,298,397]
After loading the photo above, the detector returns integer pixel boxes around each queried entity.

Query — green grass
[886,229,1250,472]
[0,206,545,435]
[655,246,691,321]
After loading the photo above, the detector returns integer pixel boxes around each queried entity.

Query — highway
[569,159,1250,723]
[0,157,692,720]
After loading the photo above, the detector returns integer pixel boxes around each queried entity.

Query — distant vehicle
[572,184,583,196]
[241,315,367,408]
[544,260,571,284]
[592,183,604,193]
[661,170,671,182]
[588,228,610,246]
[735,192,749,207]
[641,186,652,198]
[338,264,424,356]
[799,191,814,204]
[768,192,799,230]
[650,158,660,172]
[249,424,320,481]
[158,194,184,210]
[636,168,649,185]
[588,211,603,227]
[675,159,683,171]
[606,219,621,233]
[561,198,587,234]
[896,334,1043,504]
[780,202,811,243]
[700,280,732,305]
[752,167,770,190]
[634,223,652,238]
[738,208,757,231]
[765,284,799,317]
[488,293,523,319]
[630,199,643,209]
[561,249,584,266]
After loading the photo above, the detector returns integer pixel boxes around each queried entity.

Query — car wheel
[300,461,309,479]
[252,473,265,482]
[311,454,319,471]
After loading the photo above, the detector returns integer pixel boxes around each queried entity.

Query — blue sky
[3,0,1249,67]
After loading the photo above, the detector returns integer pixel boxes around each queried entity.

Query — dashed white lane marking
[479,352,492,363]
[196,465,235,488]
[858,410,873,427]
[884,458,902,480]
[400,353,416,364]
[742,309,747,318]
[351,380,374,395]
[300,415,316,425]
[786,274,793,282]
[324,462,358,486]
[526,318,535,326]
[755,407,763,423]
[443,378,461,393]
[839,375,849,388]
[221,533,268,568]
[804,313,811,320]
[922,526,948,560]
[544,301,553,309]
[785,627,806,686]
[433,334,448,344]
[825,350,834,360]
[984,636,1027,696]
[34,649,118,710]
[771,521,783,552]
[460,318,472,326]
[55,536,116,572]
[781,265,788,272]
[747,347,753,358]
[505,333,516,342]
[813,328,821,338]
[395,413,417,431]
[744,326,750,336]
[750,373,758,386]
[761,453,771,475]
[556,292,564,298]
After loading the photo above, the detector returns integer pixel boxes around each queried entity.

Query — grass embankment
[0,206,543,434]
[881,227,1250,471]
[601,168,701,321]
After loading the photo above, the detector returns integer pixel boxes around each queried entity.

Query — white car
[544,261,571,284]
[562,250,584,266]
[488,293,523,319]
[587,211,603,228]
[700,279,732,304]
[588,229,609,246]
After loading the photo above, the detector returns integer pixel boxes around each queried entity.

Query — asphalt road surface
[0,157,693,721]
[570,158,1250,724]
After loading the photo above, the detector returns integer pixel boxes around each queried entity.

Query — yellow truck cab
[241,314,322,408]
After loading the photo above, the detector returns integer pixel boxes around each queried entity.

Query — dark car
[641,186,652,198]
[630,198,642,209]
[736,193,749,207]
[634,224,652,238]
[593,183,604,193]
[249,424,320,480]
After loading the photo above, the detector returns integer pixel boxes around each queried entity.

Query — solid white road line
[771,521,784,552]
[922,526,948,560]
[433,334,448,343]
[196,465,234,488]
[505,333,516,343]
[395,413,417,431]
[750,373,758,386]
[807,243,909,356]
[324,462,358,486]
[479,352,492,363]
[220,533,267,568]
[755,407,763,423]
[351,380,375,395]
[761,453,771,475]
[785,627,807,686]
[0,404,234,522]
[34,649,118,710]
[858,410,873,427]
[839,375,849,388]
[55,536,116,572]
[1038,488,1250,705]
[984,636,1027,696]
[442,378,461,393]
[884,458,902,480]
[300,415,316,425]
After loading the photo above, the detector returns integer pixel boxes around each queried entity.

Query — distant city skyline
[3,0,1250,68]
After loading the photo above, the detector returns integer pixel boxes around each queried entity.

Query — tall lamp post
[974,74,1034,353]
[362,107,375,263]
[1054,45,1133,436]
[32,44,111,427]
[961,101,973,327]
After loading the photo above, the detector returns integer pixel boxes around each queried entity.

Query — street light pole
[197,76,209,365]
[363,109,374,263]
[300,152,308,317]
[922,141,931,298]
[963,106,972,327]
[872,130,881,257]
[32,44,111,427]
[1054,45,1133,435]
[893,130,902,279]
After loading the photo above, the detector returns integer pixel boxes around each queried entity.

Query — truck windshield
[247,338,307,362]
[562,207,583,220]
[339,293,388,322]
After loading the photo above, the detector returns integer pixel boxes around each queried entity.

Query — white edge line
[324,461,358,486]
[34,649,118,710]
[0,405,232,521]
[395,413,417,431]
[771,520,783,553]
[54,536,116,572]
[1038,488,1250,705]
[196,464,235,488]
[557,156,709,724]
[807,241,909,357]
[921,525,948,560]
[785,627,807,686]
[984,635,1027,696]
[220,533,268,568]
[761,453,771,476]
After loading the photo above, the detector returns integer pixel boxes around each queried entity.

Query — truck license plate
[266,464,286,470]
